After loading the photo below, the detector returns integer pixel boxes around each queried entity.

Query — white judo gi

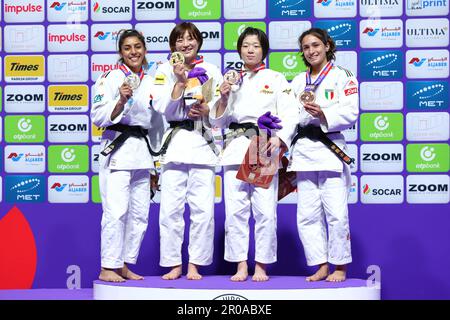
[210,68,298,264]
[91,67,164,269]
[153,60,222,267]
[288,64,359,266]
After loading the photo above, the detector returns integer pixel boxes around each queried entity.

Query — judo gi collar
[240,62,266,78]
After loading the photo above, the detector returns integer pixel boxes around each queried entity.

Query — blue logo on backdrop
[314,20,356,49]
[269,0,311,18]
[360,50,403,80]
[406,81,448,111]
[6,175,45,203]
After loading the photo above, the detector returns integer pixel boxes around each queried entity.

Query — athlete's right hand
[118,83,133,105]
[219,81,231,104]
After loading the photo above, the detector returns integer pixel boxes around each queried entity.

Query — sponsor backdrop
[0,0,449,299]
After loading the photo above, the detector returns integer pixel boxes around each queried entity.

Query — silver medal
[124,73,140,90]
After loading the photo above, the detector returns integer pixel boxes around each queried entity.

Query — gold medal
[124,73,141,90]
[169,51,185,66]
[300,90,315,104]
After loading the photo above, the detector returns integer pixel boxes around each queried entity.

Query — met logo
[269,0,310,18]
[315,20,356,48]
[5,175,45,203]
[360,50,403,79]
[406,81,448,110]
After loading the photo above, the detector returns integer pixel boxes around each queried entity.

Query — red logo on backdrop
[4,4,43,14]
[345,87,358,96]
[0,206,37,289]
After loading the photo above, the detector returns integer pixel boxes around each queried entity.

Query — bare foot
[162,265,182,280]
[326,265,347,282]
[252,262,269,282]
[231,261,248,282]
[99,268,125,282]
[186,263,202,280]
[119,264,144,280]
[306,263,329,282]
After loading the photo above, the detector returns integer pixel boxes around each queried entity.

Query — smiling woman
[90,28,165,283]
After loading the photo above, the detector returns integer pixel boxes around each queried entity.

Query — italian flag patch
[325,89,335,100]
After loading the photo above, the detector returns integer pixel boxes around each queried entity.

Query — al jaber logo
[48,85,89,112]
[5,55,45,82]
[5,115,45,143]
[360,113,403,142]
[268,52,307,81]
[224,22,267,50]
[407,144,449,173]
[315,20,356,48]
[179,0,221,20]
[50,2,66,11]
[50,1,86,12]
[5,175,45,203]
[406,80,448,110]
[48,145,89,173]
[269,0,310,18]
[360,50,403,80]
[49,176,89,203]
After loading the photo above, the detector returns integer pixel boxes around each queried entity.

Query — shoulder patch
[336,65,353,77]
[154,74,166,85]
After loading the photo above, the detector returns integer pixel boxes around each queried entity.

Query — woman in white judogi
[210,27,298,282]
[91,29,164,282]
[288,28,359,282]
[153,22,222,280]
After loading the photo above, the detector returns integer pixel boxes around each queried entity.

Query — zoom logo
[373,115,389,131]
[193,0,207,9]
[420,146,436,162]
[283,55,298,69]
[18,118,33,132]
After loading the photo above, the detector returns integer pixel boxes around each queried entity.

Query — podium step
[93,275,380,300]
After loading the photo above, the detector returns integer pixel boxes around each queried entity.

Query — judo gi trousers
[296,170,352,266]
[159,163,215,267]
[100,168,151,268]
[223,165,278,264]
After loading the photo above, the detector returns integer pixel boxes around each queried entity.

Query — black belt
[291,125,353,165]
[158,119,219,156]
[220,122,260,142]
[101,123,158,157]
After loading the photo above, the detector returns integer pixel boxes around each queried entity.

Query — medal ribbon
[305,61,333,92]
[119,64,144,82]
[240,62,266,78]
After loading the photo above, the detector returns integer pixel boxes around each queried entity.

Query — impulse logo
[50,2,66,10]
[4,4,44,14]
[407,81,447,110]
[360,51,402,79]
[5,175,45,203]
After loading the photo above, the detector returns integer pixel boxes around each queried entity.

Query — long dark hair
[237,27,269,61]
[298,28,336,68]
[117,29,148,68]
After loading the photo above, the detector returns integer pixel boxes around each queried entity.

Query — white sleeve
[152,67,186,121]
[90,72,122,128]
[274,74,300,147]
[320,70,359,133]
[290,75,311,128]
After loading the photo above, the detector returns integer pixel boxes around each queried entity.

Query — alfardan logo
[362,27,379,36]
[317,0,332,6]
[94,31,110,40]
[51,182,67,192]
[409,57,426,67]
[362,184,371,195]
[50,2,66,10]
